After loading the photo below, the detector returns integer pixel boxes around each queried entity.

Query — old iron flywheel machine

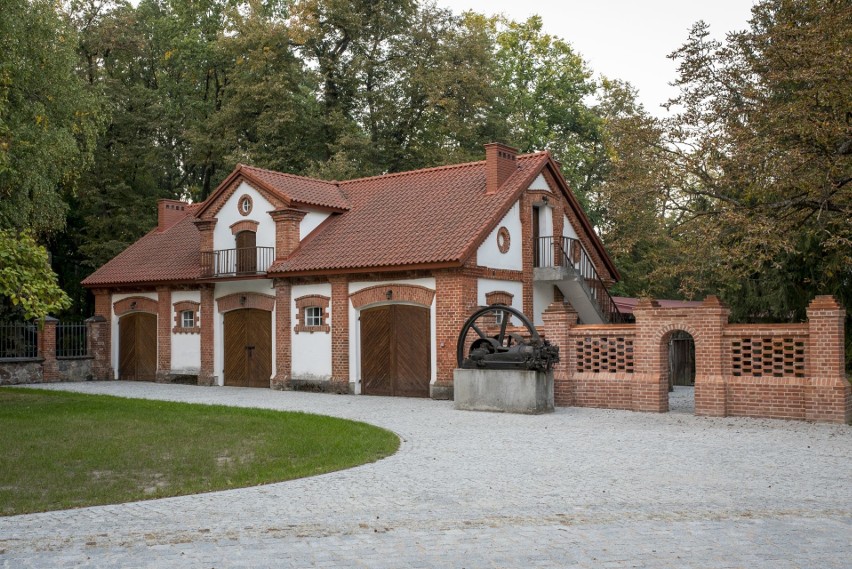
[456,305,559,372]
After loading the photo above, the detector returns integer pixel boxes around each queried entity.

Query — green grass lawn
[0,388,399,516]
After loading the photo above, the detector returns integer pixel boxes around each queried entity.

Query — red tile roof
[82,213,202,286]
[269,153,550,274]
[83,150,618,286]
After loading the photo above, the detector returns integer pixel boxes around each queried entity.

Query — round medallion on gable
[238,194,253,216]
[497,226,511,254]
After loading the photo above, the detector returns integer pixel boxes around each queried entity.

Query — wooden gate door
[361,305,430,397]
[224,308,272,388]
[118,313,157,381]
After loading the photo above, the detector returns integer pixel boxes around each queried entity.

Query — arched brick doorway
[661,329,696,413]
[118,313,157,381]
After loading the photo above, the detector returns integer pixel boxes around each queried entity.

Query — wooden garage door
[224,308,272,388]
[118,313,157,381]
[361,305,430,397]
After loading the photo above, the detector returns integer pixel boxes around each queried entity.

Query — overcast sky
[435,0,756,116]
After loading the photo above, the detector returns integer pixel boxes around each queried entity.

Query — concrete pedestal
[453,368,554,414]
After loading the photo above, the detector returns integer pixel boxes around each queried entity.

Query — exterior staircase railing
[535,236,626,324]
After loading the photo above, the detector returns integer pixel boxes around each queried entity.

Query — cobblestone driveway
[1,382,850,568]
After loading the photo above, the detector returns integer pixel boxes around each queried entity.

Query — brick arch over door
[114,296,158,316]
[350,284,435,309]
[216,292,276,313]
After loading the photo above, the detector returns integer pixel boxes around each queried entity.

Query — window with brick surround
[173,301,200,333]
[294,294,330,333]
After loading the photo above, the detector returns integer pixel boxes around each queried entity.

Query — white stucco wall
[477,278,524,326]
[291,282,333,380]
[170,290,201,374]
[300,210,332,240]
[213,280,276,386]
[563,214,579,240]
[532,282,556,326]
[528,174,551,192]
[110,291,159,379]
[348,278,437,394]
[212,182,276,251]
[476,201,523,270]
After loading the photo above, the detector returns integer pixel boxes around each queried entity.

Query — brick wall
[329,276,349,392]
[540,295,851,424]
[156,287,172,382]
[434,269,478,398]
[272,280,291,389]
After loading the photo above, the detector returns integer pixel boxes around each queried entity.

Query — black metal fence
[201,246,275,277]
[56,322,88,357]
[0,322,38,359]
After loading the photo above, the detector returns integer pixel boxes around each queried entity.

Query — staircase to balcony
[534,236,625,324]
[200,246,275,278]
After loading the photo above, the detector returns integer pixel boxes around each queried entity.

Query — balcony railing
[201,247,275,278]
[535,236,626,324]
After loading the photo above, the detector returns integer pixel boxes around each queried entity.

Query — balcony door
[236,230,257,274]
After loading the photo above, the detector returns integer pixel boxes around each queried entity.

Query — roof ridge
[239,164,340,187]
[338,151,547,186]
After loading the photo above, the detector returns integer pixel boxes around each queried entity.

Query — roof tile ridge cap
[337,159,487,186]
[241,164,340,187]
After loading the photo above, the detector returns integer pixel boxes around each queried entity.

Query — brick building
[83,143,621,398]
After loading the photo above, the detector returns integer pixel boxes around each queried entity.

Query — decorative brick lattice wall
[729,336,806,378]
[574,335,635,374]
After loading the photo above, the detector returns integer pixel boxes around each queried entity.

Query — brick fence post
[805,296,850,423]
[693,295,730,418]
[85,315,112,380]
[40,317,59,382]
[540,299,578,406]
[632,298,668,412]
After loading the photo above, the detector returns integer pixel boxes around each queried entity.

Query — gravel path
[1,381,849,568]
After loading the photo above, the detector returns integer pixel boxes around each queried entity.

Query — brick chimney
[157,199,188,232]
[270,208,308,259]
[485,143,518,195]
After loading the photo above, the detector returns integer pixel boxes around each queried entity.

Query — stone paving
[1,381,850,568]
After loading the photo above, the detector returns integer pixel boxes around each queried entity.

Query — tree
[663,0,851,366]
[0,232,71,320]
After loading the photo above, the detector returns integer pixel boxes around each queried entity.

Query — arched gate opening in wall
[662,329,696,413]
[360,304,430,398]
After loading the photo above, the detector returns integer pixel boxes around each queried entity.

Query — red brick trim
[173,300,201,334]
[229,220,260,235]
[216,292,276,313]
[485,290,514,306]
[349,284,435,309]
[114,296,158,316]
[330,277,349,390]
[496,227,510,254]
[237,194,254,216]
[294,294,330,333]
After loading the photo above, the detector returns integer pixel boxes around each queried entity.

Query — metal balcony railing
[535,236,626,324]
[200,247,275,277]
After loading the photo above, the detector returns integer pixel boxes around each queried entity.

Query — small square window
[182,310,195,328]
[305,306,323,327]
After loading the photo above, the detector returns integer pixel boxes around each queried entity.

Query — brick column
[156,286,172,383]
[329,276,350,393]
[632,298,669,413]
[193,219,217,276]
[805,296,849,423]
[85,315,112,380]
[198,285,216,386]
[91,288,112,379]
[541,300,578,406]
[434,269,478,400]
[271,279,292,390]
[40,317,59,382]
[519,195,535,317]
[692,296,729,417]
[270,208,307,260]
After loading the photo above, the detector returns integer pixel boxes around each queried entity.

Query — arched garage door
[360,304,430,397]
[118,313,157,381]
